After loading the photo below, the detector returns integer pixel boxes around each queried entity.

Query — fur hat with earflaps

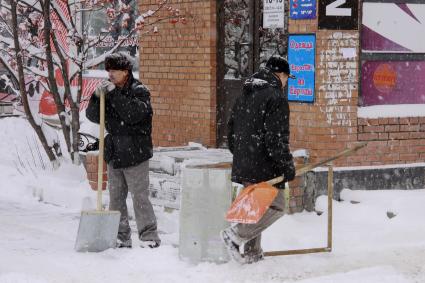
[104,52,133,71]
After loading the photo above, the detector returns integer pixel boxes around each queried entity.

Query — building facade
[140,0,425,210]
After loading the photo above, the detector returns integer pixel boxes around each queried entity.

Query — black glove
[94,80,115,97]
[282,159,296,182]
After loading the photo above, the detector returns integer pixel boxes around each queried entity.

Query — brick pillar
[139,0,217,147]
[85,152,107,191]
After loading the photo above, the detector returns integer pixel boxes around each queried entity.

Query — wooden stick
[186,162,232,169]
[267,142,367,186]
[327,164,333,251]
[97,92,105,211]
[264,247,330,257]
[296,142,367,176]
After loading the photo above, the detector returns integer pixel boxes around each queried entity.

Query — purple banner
[361,25,409,53]
[362,3,425,53]
[361,61,425,106]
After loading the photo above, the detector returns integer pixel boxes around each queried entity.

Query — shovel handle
[97,90,106,211]
[266,142,368,186]
[185,142,367,187]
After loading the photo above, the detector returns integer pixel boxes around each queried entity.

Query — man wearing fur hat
[221,56,296,263]
[86,52,160,249]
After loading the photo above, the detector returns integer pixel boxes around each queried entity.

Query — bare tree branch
[10,0,57,163]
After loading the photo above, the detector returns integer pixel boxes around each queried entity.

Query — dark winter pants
[107,160,160,244]
[233,188,285,256]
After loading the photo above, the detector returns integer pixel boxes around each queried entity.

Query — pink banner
[361,61,425,106]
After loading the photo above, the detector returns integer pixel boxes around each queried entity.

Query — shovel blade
[75,210,121,252]
[226,182,278,224]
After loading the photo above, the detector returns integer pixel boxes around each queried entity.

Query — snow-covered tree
[0,0,186,166]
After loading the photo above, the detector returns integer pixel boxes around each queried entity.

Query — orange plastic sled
[226,182,278,224]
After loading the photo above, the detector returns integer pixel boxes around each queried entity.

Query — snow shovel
[226,181,279,224]
[75,88,120,252]
[226,142,368,224]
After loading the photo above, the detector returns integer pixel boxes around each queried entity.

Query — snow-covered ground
[1,117,425,283]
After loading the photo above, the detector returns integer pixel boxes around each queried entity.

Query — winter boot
[140,240,160,249]
[116,239,132,248]
[243,252,264,264]
[220,228,245,264]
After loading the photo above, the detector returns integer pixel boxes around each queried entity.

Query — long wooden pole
[97,92,105,211]
[267,142,367,186]
[327,164,333,251]
[265,247,329,257]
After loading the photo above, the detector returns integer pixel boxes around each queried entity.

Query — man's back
[222,56,296,264]
[228,68,291,184]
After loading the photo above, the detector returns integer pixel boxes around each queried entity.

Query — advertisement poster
[362,3,425,53]
[361,61,425,106]
[290,0,316,20]
[287,34,315,102]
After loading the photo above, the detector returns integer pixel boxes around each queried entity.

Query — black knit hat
[104,52,133,71]
[265,56,296,79]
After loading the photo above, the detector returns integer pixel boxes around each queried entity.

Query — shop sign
[287,34,316,103]
[318,0,358,30]
[290,0,316,20]
[361,61,425,106]
[263,0,285,28]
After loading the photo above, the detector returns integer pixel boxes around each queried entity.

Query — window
[360,1,425,106]
[223,0,288,79]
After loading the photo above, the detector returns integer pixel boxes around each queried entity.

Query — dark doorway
[216,0,289,147]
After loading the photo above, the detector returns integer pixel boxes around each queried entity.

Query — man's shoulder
[244,76,270,88]
[243,76,271,96]
[245,76,268,85]
[131,80,150,96]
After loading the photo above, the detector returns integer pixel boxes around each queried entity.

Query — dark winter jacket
[86,74,153,169]
[227,67,293,185]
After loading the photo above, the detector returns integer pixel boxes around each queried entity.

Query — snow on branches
[0,0,187,87]
[0,0,188,165]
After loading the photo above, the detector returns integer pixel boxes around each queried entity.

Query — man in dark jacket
[221,56,296,264]
[86,52,160,249]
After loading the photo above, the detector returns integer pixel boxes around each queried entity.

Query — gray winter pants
[107,160,160,244]
[232,188,285,256]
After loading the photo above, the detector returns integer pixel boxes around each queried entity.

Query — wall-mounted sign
[263,0,285,29]
[362,3,425,53]
[361,61,425,106]
[290,0,316,20]
[287,34,315,103]
[318,0,358,30]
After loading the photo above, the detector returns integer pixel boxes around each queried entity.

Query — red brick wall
[137,2,425,212]
[287,10,425,211]
[139,0,217,147]
[288,14,425,167]
[289,17,360,167]
[358,117,425,164]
